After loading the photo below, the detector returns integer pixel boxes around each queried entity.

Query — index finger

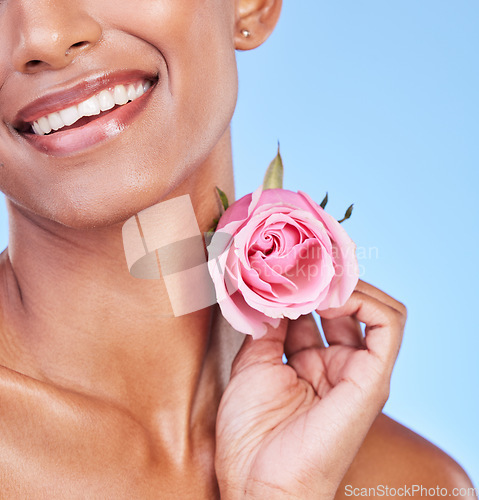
[317,290,405,370]
[356,280,408,318]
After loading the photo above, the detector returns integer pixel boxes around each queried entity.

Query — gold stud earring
[241,29,251,38]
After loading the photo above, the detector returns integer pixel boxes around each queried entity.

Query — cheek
[100,0,239,146]
[114,1,239,213]
[147,0,239,161]
[115,1,239,207]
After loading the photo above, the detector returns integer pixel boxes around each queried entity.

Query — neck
[0,128,240,454]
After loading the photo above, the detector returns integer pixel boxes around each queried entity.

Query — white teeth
[32,121,44,135]
[114,84,128,105]
[78,95,101,117]
[127,84,137,101]
[98,89,115,111]
[48,112,64,131]
[38,116,52,134]
[59,105,81,127]
[29,79,152,135]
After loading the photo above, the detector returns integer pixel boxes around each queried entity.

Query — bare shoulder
[335,413,477,499]
[0,363,156,498]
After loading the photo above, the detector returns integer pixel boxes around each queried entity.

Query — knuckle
[396,300,408,319]
[389,306,407,327]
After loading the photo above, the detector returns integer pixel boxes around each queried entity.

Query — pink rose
[207,187,359,339]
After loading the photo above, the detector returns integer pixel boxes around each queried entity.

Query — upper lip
[12,69,158,131]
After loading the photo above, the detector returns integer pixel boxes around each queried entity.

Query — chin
[6,178,175,231]
[48,205,144,230]
[46,191,176,230]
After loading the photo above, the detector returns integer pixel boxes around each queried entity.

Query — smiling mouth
[16,79,153,136]
[11,72,159,156]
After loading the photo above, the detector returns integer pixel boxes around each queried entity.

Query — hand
[215,280,407,499]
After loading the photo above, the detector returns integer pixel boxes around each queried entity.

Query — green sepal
[338,204,354,224]
[208,217,219,232]
[320,192,328,209]
[205,218,220,241]
[262,143,284,190]
[216,187,229,212]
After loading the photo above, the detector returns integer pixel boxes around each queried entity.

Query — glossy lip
[11,70,158,157]
[13,69,158,127]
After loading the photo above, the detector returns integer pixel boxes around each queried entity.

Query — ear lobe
[234,0,282,51]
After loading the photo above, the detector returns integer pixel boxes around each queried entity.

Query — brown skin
[0,0,475,498]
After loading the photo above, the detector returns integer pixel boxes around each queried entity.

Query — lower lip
[20,85,155,156]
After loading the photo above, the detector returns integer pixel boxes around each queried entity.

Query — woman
[0,0,475,498]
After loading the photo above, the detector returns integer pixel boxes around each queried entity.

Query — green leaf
[206,218,219,234]
[338,204,354,224]
[320,192,328,209]
[262,143,284,190]
[216,187,229,212]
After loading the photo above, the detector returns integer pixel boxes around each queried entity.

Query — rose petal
[249,250,298,290]
[238,243,335,319]
[217,289,280,339]
[298,191,359,307]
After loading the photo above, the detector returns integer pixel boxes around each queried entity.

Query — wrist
[219,481,313,500]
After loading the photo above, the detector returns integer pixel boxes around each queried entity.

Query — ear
[234,0,283,51]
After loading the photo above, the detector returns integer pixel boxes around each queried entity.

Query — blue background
[230,0,478,486]
[0,0,477,486]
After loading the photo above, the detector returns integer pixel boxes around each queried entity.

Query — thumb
[230,319,289,376]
